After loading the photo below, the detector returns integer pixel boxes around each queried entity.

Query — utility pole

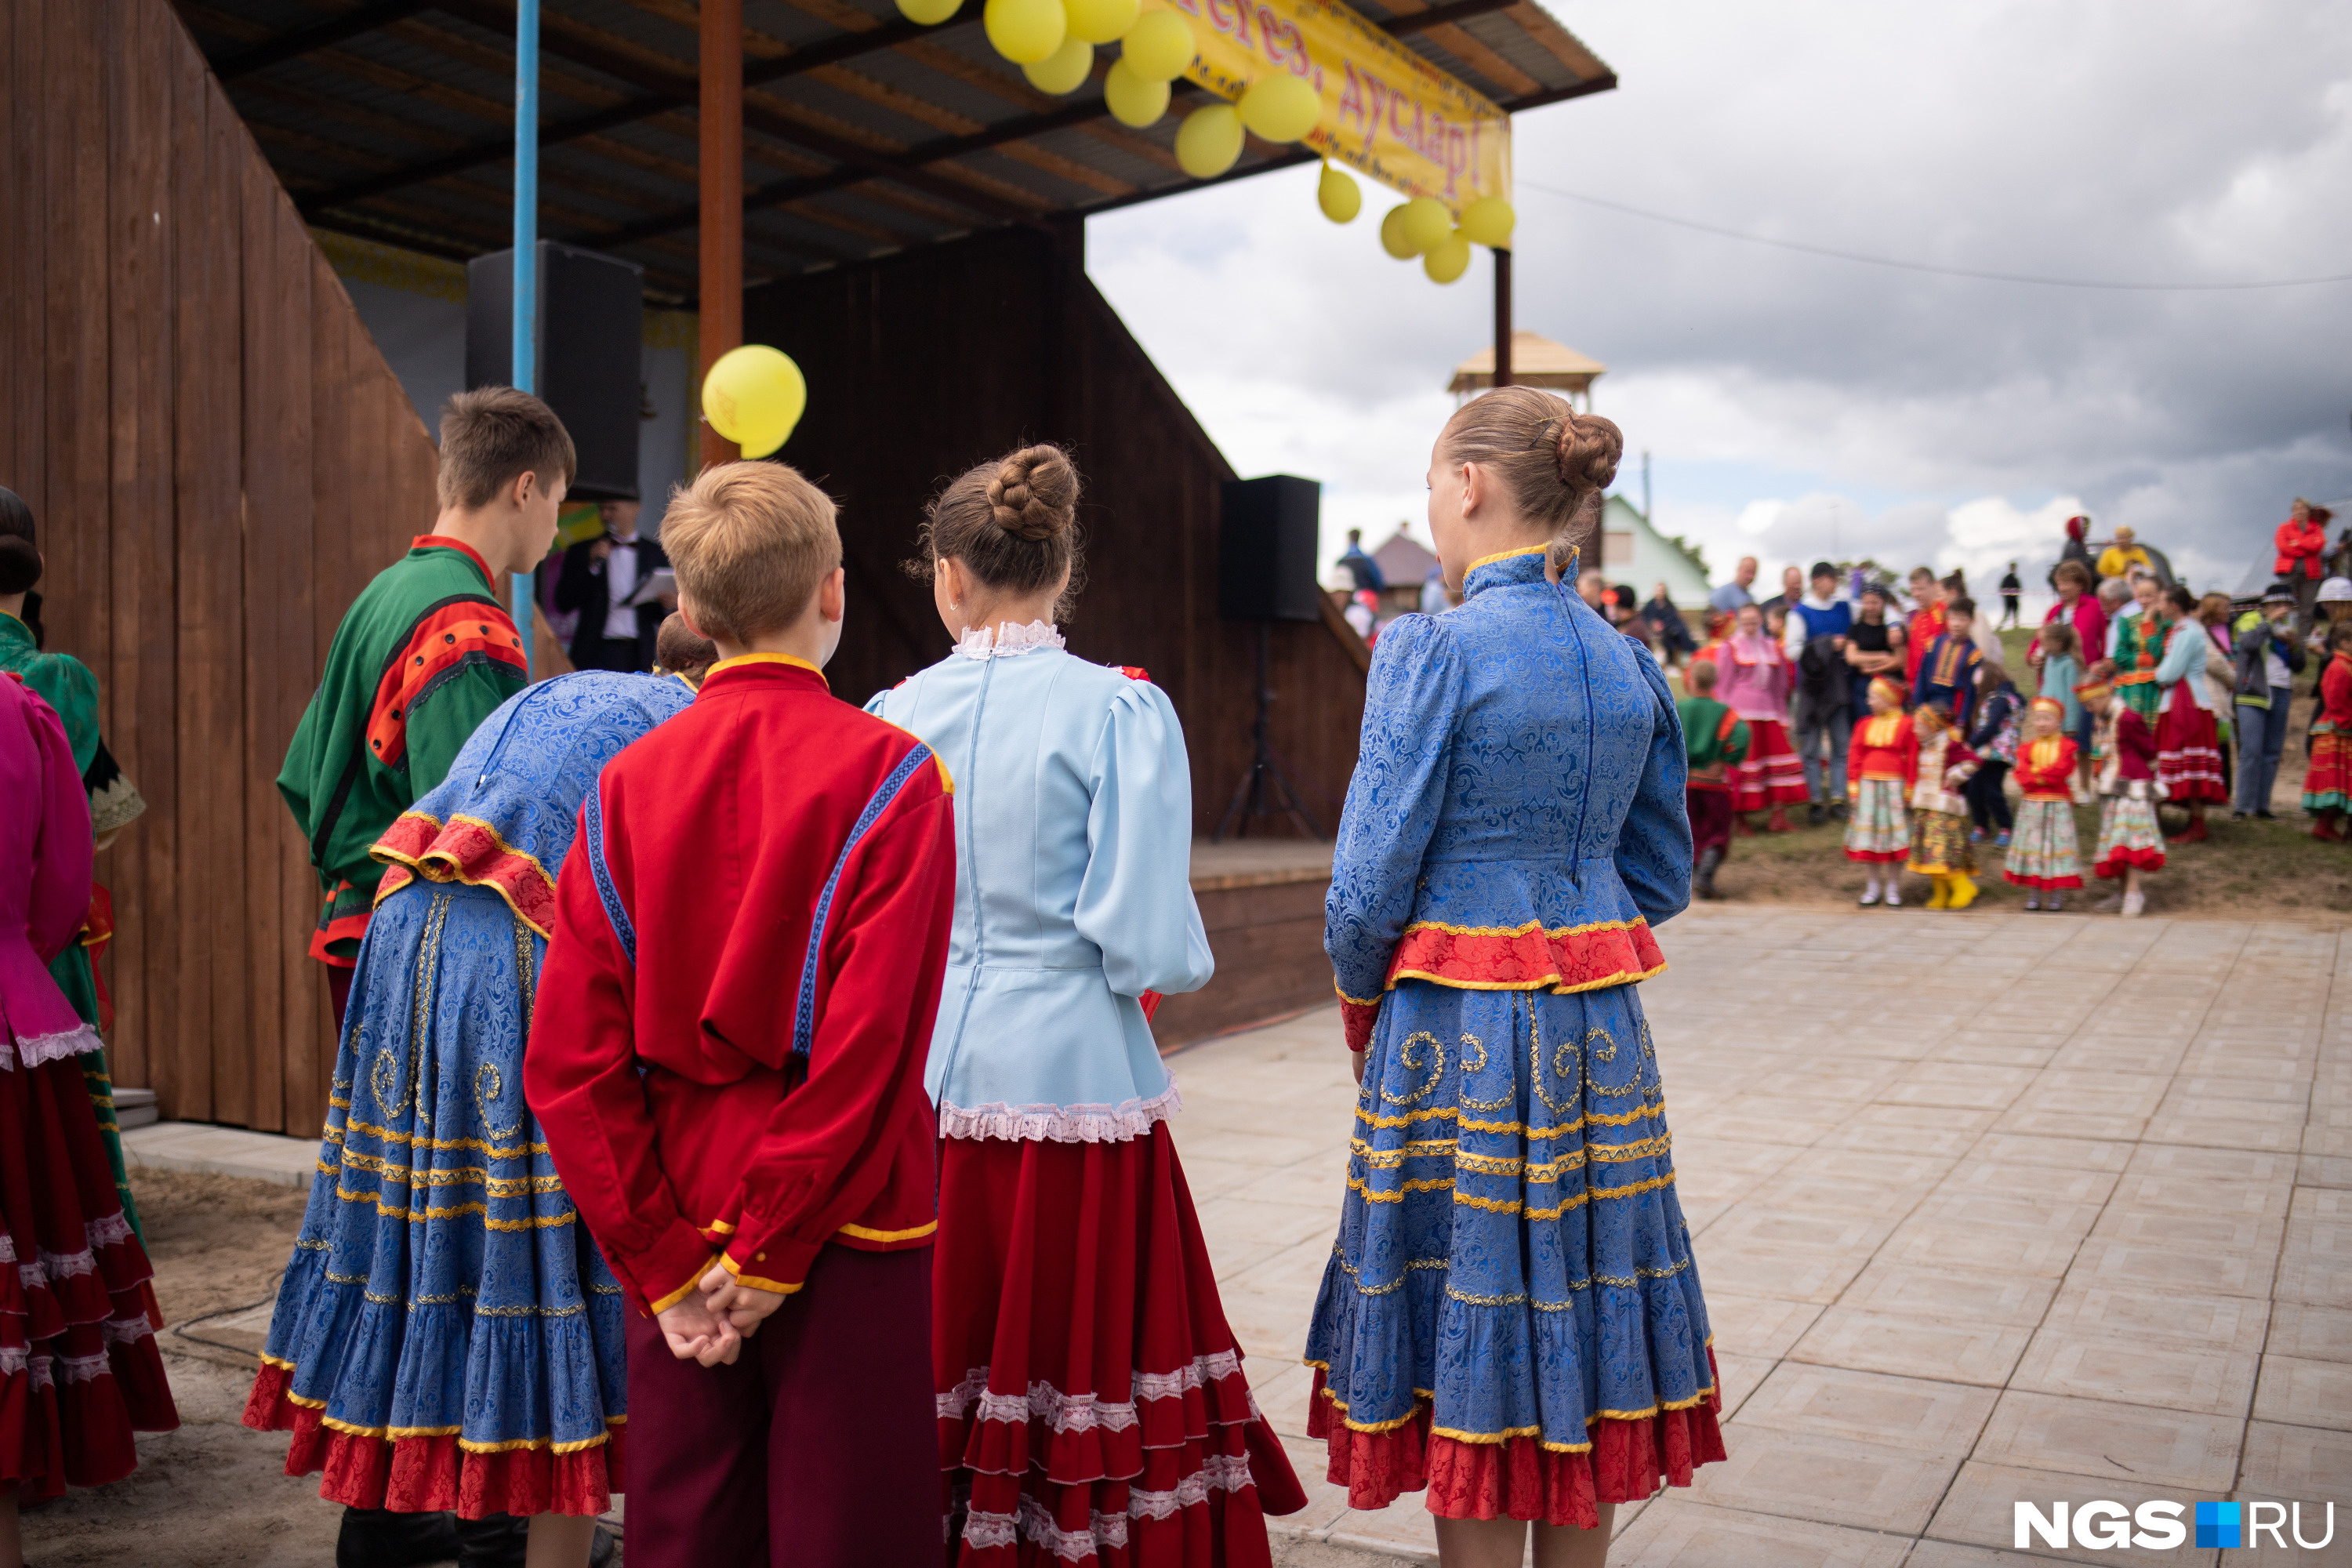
[510,0,539,676]
[1642,450,1651,521]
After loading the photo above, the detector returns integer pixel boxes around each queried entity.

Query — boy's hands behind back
[655,1292,742,1367]
[700,1261,789,1336]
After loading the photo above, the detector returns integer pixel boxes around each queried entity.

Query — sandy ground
[20,1172,339,1568]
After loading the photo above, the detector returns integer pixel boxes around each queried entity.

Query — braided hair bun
[913,442,1087,608]
[0,535,39,597]
[1553,411,1622,503]
[985,445,1079,542]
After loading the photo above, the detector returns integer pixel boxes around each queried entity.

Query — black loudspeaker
[1218,474,1323,622]
[466,241,644,500]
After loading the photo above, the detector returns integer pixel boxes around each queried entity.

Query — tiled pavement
[1169,907,2351,1566]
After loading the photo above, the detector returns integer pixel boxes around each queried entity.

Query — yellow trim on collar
[706,651,826,685]
[1465,543,1548,572]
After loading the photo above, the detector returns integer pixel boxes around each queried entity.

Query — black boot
[456,1515,532,1568]
[337,1509,462,1568]
[1696,847,1723,900]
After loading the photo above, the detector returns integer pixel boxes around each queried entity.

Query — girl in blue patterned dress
[1304,391,1724,1566]
[245,672,695,1566]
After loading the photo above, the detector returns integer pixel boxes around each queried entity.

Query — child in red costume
[526,463,958,1568]
[2082,665,2164,916]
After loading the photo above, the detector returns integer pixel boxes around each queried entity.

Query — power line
[1518,180,2352,292]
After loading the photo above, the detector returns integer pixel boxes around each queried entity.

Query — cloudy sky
[1086,0,2352,606]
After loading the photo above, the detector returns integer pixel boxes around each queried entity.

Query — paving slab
[1164,906,2346,1563]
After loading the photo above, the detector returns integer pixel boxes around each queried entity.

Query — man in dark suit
[554,499,673,673]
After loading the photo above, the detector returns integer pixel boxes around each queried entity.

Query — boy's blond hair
[437,387,576,510]
[661,461,840,641]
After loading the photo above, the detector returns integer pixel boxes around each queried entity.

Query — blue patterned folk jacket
[1327,545,1692,1048]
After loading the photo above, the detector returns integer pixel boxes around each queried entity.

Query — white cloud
[1087,0,2352,598]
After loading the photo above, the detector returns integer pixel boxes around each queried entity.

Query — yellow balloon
[1457,194,1515,249]
[1102,58,1170,127]
[1237,72,1319,143]
[1378,202,1417,260]
[896,0,960,23]
[702,344,808,459]
[1062,0,1138,45]
[1023,34,1094,93]
[1120,9,1194,82]
[984,0,1065,64]
[1316,162,1360,224]
[1423,230,1472,284]
[1174,102,1243,180]
[1399,196,1452,255]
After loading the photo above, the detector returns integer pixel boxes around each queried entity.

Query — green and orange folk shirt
[278,535,528,964]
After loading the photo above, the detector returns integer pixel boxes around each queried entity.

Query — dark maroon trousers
[622,1243,937,1568]
[1687,782,1733,859]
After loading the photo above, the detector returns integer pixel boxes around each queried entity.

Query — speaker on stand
[466,241,645,501]
[1214,474,1327,841]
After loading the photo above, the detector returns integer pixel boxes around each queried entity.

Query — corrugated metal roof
[174,0,1613,304]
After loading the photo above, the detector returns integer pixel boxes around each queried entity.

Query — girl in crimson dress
[2303,622,2352,840]
[2082,667,2165,916]
[1845,677,1917,907]
[1715,601,1806,831]
[0,672,176,1563]
[2004,698,2088,910]
[869,445,1305,1566]
[1309,392,1721,1566]
[2151,584,2227,841]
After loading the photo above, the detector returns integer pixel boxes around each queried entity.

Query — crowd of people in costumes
[0,379,1709,1568]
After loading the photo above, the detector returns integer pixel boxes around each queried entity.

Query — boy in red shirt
[526,463,956,1568]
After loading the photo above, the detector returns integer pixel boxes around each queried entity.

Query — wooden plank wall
[1,0,441,1130]
[745,226,1370,834]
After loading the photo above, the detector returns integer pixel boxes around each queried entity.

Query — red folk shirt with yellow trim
[524,654,957,1314]
[278,536,529,964]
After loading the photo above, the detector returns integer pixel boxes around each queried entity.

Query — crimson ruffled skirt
[1730,718,1809,810]
[2154,688,2226,804]
[935,1123,1307,1566]
[1,1044,178,1497]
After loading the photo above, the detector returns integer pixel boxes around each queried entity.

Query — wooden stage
[1154,838,1338,1053]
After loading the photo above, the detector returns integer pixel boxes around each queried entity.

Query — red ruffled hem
[242,1360,622,1518]
[2095,848,2165,877]
[1303,1359,1727,1529]
[1844,849,1907,863]
[2003,872,2085,889]
[1381,918,1665,997]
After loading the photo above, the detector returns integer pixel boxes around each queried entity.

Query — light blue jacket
[869,639,1212,1139]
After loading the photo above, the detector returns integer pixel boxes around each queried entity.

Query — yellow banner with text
[1145,0,1511,211]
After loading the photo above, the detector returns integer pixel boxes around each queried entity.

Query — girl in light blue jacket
[869,445,1303,1566]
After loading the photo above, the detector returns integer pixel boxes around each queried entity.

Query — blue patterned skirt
[243,884,627,1518]
[1302,980,1723,1526]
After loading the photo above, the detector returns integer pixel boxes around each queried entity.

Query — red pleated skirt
[1303,1352,1726,1528]
[2154,685,2226,804]
[0,1049,178,1497]
[241,1359,625,1518]
[1731,718,1810,810]
[935,1123,1308,1566]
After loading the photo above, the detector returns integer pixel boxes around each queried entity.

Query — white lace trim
[941,1352,1250,1431]
[0,1345,24,1377]
[938,1079,1181,1144]
[1131,1455,1256,1519]
[56,1352,111,1385]
[85,1213,133,1251]
[19,1247,96,1291]
[0,1233,14,1264]
[101,1313,156,1347]
[2,1025,104,1072]
[963,1459,1258,1558]
[951,620,1066,660]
